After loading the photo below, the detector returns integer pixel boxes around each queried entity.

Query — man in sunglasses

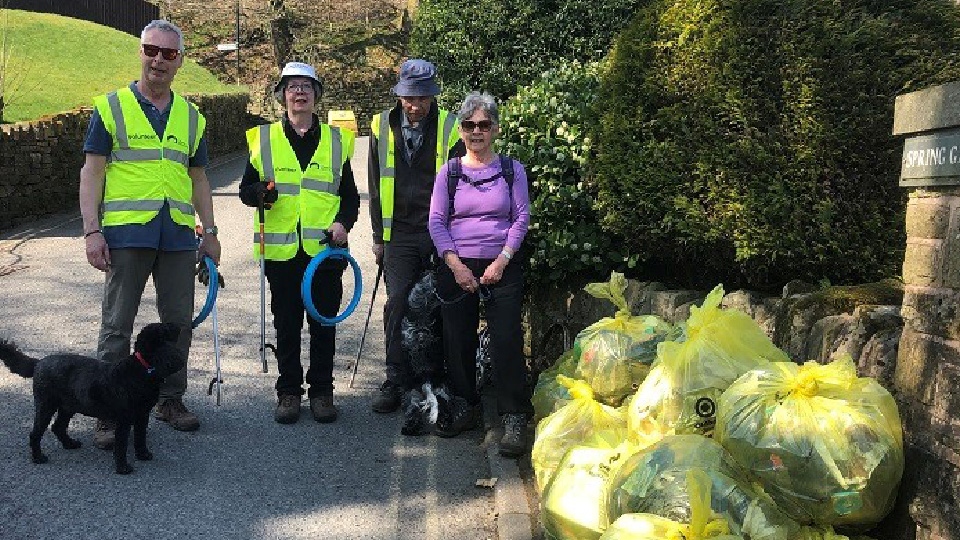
[368,59,465,414]
[79,19,219,449]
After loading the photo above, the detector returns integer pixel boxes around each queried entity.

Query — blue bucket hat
[392,59,441,97]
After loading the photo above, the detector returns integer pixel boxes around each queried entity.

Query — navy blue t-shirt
[83,82,209,251]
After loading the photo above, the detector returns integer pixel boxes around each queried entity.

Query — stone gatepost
[893,81,960,540]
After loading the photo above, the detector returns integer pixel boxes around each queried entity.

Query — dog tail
[0,338,36,378]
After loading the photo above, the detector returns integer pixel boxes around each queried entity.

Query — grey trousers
[97,248,196,400]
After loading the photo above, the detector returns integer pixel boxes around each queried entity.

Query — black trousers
[265,249,345,398]
[382,232,440,388]
[436,258,532,416]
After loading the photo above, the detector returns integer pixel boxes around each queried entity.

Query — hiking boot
[371,381,403,413]
[434,403,480,438]
[93,419,115,450]
[309,395,338,423]
[155,399,201,432]
[499,413,529,458]
[275,394,301,424]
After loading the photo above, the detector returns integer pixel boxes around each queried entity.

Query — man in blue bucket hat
[368,59,464,414]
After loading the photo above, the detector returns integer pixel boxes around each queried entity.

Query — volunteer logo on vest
[130,133,158,141]
[308,162,321,170]
[276,166,298,173]
[165,134,184,147]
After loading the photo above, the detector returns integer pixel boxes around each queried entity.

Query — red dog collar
[134,351,155,375]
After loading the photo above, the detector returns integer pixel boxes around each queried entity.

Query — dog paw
[135,449,153,461]
[115,463,134,475]
[31,453,49,464]
[62,438,82,450]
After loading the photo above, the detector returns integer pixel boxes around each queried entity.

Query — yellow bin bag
[532,350,579,422]
[600,469,743,540]
[714,355,904,528]
[626,284,788,443]
[532,377,627,492]
[574,272,679,406]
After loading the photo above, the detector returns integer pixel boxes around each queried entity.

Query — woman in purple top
[428,91,532,457]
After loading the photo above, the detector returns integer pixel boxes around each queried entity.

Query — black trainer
[434,401,480,438]
[499,413,529,457]
[372,381,403,413]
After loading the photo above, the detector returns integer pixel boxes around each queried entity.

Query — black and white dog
[400,271,470,436]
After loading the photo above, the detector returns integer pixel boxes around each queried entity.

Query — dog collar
[134,351,155,375]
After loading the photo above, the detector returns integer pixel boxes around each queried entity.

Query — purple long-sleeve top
[428,156,530,259]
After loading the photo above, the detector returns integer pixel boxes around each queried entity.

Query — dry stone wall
[0,92,250,232]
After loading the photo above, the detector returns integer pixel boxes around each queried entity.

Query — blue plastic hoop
[192,255,219,329]
[302,247,363,326]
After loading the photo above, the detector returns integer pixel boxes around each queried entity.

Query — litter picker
[347,263,382,388]
[193,228,224,405]
[258,181,277,373]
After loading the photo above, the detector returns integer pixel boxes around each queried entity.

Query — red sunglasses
[141,44,181,61]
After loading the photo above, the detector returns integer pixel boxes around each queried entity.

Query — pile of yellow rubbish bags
[531,273,904,540]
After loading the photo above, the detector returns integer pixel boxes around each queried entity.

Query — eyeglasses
[141,44,181,61]
[460,120,493,132]
[286,83,315,93]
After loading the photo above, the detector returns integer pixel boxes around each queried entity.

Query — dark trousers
[382,232,439,388]
[265,249,345,398]
[98,248,195,401]
[436,258,532,416]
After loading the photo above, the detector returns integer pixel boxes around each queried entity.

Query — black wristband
[84,229,102,238]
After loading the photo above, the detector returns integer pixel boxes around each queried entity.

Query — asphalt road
[0,137,497,540]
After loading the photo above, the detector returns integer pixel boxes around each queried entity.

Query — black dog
[399,271,473,436]
[0,323,185,474]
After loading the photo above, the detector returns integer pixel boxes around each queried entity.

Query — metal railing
[5,0,159,36]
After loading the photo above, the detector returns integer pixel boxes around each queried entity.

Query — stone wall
[0,109,90,232]
[888,80,960,540]
[318,75,398,137]
[522,277,926,540]
[0,92,250,232]
[896,190,960,540]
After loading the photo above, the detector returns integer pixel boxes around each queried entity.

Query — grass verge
[1,9,243,122]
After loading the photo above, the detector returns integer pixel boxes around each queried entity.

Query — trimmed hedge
[498,61,629,286]
[591,0,960,290]
[409,0,645,106]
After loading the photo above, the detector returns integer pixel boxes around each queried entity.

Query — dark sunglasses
[142,44,181,61]
[460,120,493,132]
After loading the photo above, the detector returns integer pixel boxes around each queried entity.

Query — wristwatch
[204,226,218,236]
[500,249,512,260]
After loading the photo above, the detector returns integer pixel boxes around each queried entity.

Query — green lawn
[1,9,243,122]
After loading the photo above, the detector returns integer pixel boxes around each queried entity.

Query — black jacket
[239,114,360,231]
[367,101,464,244]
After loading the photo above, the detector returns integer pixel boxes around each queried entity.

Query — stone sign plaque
[900,127,960,186]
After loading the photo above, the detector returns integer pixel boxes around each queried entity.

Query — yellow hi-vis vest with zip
[93,87,204,228]
[247,122,355,261]
[371,109,459,242]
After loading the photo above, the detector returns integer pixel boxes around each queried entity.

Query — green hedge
[409,0,645,106]
[498,61,630,286]
[591,0,960,289]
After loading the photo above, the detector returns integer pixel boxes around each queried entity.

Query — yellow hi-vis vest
[247,121,355,261]
[371,109,459,242]
[93,87,204,228]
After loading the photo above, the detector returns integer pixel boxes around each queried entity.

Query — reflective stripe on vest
[247,121,354,261]
[95,88,204,228]
[372,109,458,242]
[105,91,199,167]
